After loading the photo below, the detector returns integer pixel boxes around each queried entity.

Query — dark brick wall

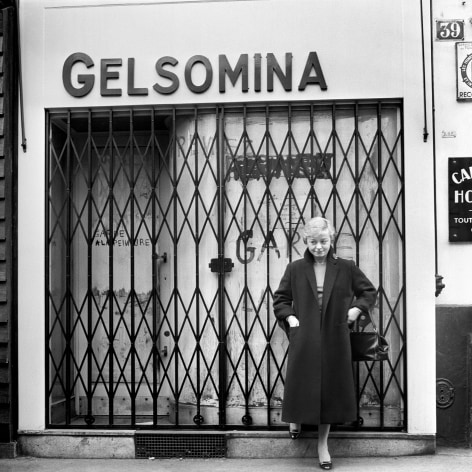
[0,5,17,455]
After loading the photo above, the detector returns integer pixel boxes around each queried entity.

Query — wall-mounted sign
[436,19,464,41]
[456,42,472,100]
[62,51,328,98]
[449,157,472,242]
[441,130,457,139]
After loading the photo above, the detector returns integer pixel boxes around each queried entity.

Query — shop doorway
[46,102,405,429]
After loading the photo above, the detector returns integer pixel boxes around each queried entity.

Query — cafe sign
[449,157,472,241]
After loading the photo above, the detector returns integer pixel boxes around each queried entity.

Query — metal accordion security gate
[46,101,405,430]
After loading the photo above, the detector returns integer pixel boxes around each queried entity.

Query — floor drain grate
[135,434,227,458]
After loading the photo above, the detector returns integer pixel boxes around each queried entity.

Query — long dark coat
[273,248,376,425]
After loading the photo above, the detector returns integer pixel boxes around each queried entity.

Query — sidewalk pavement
[0,448,472,472]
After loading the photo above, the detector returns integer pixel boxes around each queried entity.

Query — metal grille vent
[135,433,227,458]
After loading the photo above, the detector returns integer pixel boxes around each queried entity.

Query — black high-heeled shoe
[289,423,301,439]
[319,461,333,470]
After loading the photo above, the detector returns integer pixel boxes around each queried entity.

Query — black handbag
[350,314,389,362]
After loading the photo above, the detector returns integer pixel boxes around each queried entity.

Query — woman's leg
[289,422,301,439]
[317,423,331,463]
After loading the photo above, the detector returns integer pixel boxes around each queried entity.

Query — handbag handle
[352,310,381,333]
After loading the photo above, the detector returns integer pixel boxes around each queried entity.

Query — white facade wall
[433,0,472,304]
[18,0,435,435]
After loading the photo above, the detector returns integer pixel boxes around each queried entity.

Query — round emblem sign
[461,53,472,88]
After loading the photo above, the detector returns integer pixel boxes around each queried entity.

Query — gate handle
[154,252,167,263]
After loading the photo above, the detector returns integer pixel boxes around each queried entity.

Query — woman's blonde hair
[302,217,336,244]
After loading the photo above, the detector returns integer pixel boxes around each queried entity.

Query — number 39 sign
[436,19,464,41]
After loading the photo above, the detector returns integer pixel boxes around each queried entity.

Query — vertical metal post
[265,105,271,427]
[45,113,51,425]
[217,108,227,427]
[287,105,293,244]
[85,110,94,425]
[353,102,361,424]
[331,104,337,226]
[400,102,408,429]
[376,102,385,428]
[194,108,202,425]
[354,102,360,264]
[309,104,315,217]
[129,109,136,425]
[151,108,158,426]
[242,106,251,425]
[107,110,115,425]
[65,111,72,424]
[172,108,180,426]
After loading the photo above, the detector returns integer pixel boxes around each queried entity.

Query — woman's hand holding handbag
[349,311,389,362]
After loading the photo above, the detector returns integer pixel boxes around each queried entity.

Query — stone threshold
[17,429,436,459]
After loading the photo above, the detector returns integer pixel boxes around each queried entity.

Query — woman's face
[306,228,331,261]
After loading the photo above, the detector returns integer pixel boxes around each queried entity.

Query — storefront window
[47,102,405,429]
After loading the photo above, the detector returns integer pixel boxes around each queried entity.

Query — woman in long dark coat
[273,217,376,470]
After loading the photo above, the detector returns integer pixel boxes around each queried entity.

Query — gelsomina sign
[62,51,328,97]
